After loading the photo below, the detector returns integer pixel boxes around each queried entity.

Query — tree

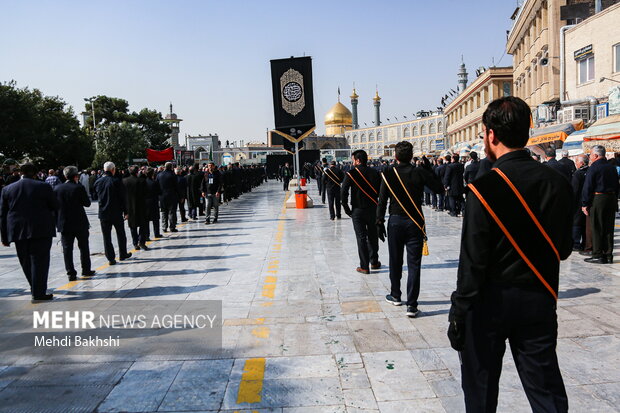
[93,122,147,169]
[0,81,94,169]
[132,108,172,150]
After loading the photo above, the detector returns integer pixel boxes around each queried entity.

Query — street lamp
[84,96,98,150]
[599,77,620,84]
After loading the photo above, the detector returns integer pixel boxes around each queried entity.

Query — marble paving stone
[376,398,445,413]
[347,319,405,352]
[0,384,114,413]
[343,388,378,410]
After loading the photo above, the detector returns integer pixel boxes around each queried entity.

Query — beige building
[344,114,445,158]
[564,2,620,112]
[444,67,513,148]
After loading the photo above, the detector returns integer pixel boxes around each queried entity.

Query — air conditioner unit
[596,103,609,120]
[559,106,589,123]
[537,105,551,122]
[557,109,566,124]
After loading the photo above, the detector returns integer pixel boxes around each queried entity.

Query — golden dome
[324,101,353,126]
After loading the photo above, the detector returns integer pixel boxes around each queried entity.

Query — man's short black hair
[445,154,452,163]
[470,151,478,161]
[352,149,368,165]
[453,154,460,162]
[545,147,556,158]
[482,96,531,148]
[394,141,413,163]
[321,157,327,163]
[20,163,37,177]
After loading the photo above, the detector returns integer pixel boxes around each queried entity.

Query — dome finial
[373,85,381,101]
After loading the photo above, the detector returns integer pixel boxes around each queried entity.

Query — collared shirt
[45,175,61,188]
[450,150,573,322]
[581,158,619,207]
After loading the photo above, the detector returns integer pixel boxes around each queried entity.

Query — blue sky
[1,0,516,142]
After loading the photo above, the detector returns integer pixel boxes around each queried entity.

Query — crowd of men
[0,161,265,302]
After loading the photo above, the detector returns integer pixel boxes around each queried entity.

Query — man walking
[443,154,465,216]
[144,168,162,240]
[582,145,619,264]
[45,169,62,189]
[1,163,57,302]
[377,141,443,317]
[341,150,382,274]
[202,162,222,225]
[94,162,131,265]
[448,96,573,412]
[54,166,95,281]
[157,162,180,233]
[186,165,203,220]
[322,161,344,220]
[280,162,293,191]
[123,166,149,251]
[571,154,591,252]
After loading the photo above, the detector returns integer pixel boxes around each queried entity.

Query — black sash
[468,168,559,300]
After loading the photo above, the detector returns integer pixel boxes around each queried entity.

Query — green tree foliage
[0,81,94,169]
[93,122,147,168]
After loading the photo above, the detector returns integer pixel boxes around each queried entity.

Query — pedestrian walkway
[0,181,619,412]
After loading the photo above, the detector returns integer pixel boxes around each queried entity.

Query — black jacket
[54,180,90,233]
[571,166,588,225]
[443,162,465,196]
[377,163,443,221]
[341,165,381,211]
[201,170,222,195]
[450,150,573,322]
[94,173,126,221]
[186,172,203,208]
[145,177,161,221]
[463,160,480,184]
[559,157,577,176]
[123,175,147,228]
[581,158,620,207]
[321,166,344,196]
[157,170,180,206]
[1,178,57,244]
[544,158,572,181]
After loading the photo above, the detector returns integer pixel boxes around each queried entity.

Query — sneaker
[385,295,402,306]
[356,267,370,274]
[371,261,381,270]
[31,294,53,303]
[119,253,132,261]
[406,306,420,318]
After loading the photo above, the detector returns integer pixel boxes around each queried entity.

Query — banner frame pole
[295,141,301,190]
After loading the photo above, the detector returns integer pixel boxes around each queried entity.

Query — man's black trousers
[61,229,91,275]
[283,178,290,191]
[351,207,379,270]
[161,201,178,231]
[326,189,341,219]
[387,214,423,308]
[590,193,616,259]
[100,218,128,261]
[460,284,568,413]
[130,223,147,247]
[14,237,52,297]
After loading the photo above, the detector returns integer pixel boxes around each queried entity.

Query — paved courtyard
[0,180,619,412]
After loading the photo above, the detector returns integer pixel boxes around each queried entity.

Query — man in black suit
[559,150,577,176]
[544,147,572,180]
[144,168,162,240]
[571,154,590,252]
[443,154,465,216]
[463,151,480,184]
[186,165,203,220]
[202,162,222,225]
[123,166,148,251]
[54,166,95,281]
[1,163,57,302]
[157,162,180,233]
[434,157,448,211]
[94,161,131,265]
[322,161,345,220]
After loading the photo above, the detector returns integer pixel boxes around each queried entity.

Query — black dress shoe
[68,274,77,281]
[371,261,382,270]
[31,294,53,303]
[139,244,149,251]
[584,256,608,264]
[170,228,178,233]
[108,260,117,265]
[119,252,132,261]
[82,270,96,277]
[134,244,141,250]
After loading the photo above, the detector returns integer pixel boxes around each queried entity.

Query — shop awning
[562,129,587,155]
[526,120,584,146]
[583,114,620,141]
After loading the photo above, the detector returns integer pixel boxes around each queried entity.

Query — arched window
[413,126,418,136]
[377,131,382,141]
[438,122,443,132]
[369,133,375,142]
[352,134,358,143]
[421,124,427,135]
[361,134,366,142]
[421,141,427,152]
[403,127,410,138]
[429,123,436,134]
[413,140,420,151]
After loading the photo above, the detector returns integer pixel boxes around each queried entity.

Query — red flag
[146,147,174,162]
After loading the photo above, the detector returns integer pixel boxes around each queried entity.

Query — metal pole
[89,98,98,151]
[295,141,301,190]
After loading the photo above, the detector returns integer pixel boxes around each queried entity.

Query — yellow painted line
[224,318,265,326]
[266,270,278,274]
[56,280,80,290]
[264,276,277,283]
[267,265,278,270]
[236,358,266,404]
[251,326,270,338]
[269,260,279,265]
[260,302,274,307]
[262,284,276,298]
[96,263,110,271]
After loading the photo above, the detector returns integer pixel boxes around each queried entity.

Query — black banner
[270,56,315,145]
